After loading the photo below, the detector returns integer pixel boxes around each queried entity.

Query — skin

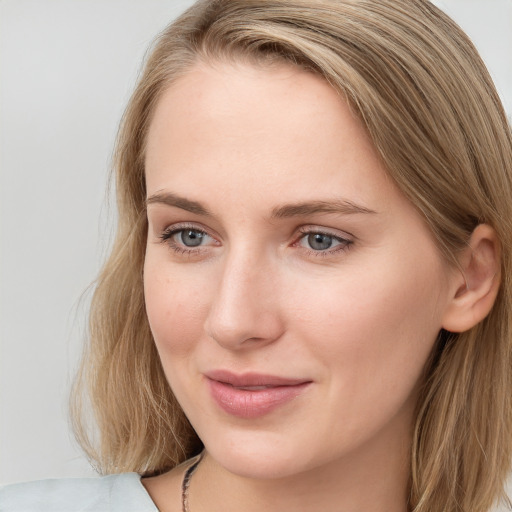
[142,60,463,512]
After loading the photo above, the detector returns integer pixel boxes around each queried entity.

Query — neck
[190,428,411,512]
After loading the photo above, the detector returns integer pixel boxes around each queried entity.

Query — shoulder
[0,473,158,512]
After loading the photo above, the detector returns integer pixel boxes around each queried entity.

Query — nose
[204,249,285,350]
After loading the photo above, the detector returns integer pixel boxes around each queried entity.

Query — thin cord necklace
[181,453,203,512]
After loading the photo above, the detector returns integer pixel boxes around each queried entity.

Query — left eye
[298,232,347,251]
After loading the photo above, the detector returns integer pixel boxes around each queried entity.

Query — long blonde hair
[72,1,512,510]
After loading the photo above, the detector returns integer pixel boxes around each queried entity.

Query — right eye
[160,225,218,254]
[172,229,209,247]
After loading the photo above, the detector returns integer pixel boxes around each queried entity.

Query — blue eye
[297,229,351,254]
[160,226,216,253]
[177,229,207,247]
[307,233,335,251]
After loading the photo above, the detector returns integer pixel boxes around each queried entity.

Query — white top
[0,473,159,511]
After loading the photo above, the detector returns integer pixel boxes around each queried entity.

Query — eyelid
[156,221,354,258]
[293,225,354,256]
[159,222,219,241]
[158,222,221,254]
[295,225,355,241]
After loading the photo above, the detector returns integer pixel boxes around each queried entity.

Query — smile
[205,370,312,419]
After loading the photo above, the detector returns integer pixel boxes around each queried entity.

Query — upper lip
[205,369,311,387]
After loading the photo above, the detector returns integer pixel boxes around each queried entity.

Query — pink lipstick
[205,370,311,419]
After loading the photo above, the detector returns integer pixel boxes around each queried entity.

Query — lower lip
[207,379,311,419]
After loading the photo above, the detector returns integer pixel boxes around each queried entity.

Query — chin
[209,446,302,480]
[201,428,321,480]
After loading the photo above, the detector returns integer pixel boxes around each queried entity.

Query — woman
[2,0,511,511]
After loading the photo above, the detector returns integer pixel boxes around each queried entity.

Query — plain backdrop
[1,1,511,507]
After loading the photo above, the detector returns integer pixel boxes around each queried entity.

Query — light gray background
[1,1,511,507]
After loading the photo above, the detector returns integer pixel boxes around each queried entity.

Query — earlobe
[441,224,501,333]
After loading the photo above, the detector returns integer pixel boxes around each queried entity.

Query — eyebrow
[146,192,212,216]
[271,199,377,218]
[146,192,377,218]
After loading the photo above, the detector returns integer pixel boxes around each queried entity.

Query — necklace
[181,453,203,512]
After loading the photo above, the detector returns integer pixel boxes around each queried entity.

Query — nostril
[205,311,285,350]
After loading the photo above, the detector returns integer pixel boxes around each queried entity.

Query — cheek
[291,254,446,405]
[143,258,210,359]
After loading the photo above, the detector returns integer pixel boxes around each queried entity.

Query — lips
[205,370,312,419]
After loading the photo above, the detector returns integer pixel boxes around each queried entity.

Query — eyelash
[159,223,214,256]
[295,227,353,257]
[158,224,353,258]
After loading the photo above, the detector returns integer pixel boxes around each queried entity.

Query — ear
[442,224,501,333]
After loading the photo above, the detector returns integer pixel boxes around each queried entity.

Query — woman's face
[143,60,457,479]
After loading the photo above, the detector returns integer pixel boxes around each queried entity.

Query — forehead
[144,59,398,215]
[145,60,359,156]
